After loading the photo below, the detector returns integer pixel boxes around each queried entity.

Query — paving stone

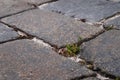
[0,23,18,42]
[39,0,120,22]
[0,0,52,18]
[79,30,120,77]
[0,39,94,80]
[104,16,120,29]
[2,9,103,48]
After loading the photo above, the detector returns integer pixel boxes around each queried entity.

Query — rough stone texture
[0,0,52,18]
[0,39,94,80]
[39,0,120,22]
[2,9,103,48]
[0,23,18,42]
[24,0,53,5]
[104,16,120,29]
[82,77,99,80]
[110,0,120,2]
[79,30,120,77]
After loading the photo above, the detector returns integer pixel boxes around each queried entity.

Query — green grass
[66,43,80,56]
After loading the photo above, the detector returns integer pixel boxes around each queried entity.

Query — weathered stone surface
[79,30,120,76]
[104,16,120,29]
[0,39,94,80]
[110,0,120,2]
[25,0,53,5]
[82,77,99,80]
[39,0,120,22]
[2,9,103,48]
[0,23,18,42]
[0,0,52,18]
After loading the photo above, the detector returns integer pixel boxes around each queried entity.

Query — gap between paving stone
[0,0,58,19]
[0,5,118,79]
[66,28,120,80]
[0,21,58,49]
[99,12,120,23]
[0,16,111,80]
[0,7,36,19]
[0,18,116,80]
[77,29,120,80]
[38,0,120,25]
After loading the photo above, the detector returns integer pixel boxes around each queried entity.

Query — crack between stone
[0,7,36,19]
[0,0,58,19]
[99,12,120,23]
[0,21,58,50]
[0,37,26,44]
[0,12,119,80]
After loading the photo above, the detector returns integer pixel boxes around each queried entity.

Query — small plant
[66,43,80,57]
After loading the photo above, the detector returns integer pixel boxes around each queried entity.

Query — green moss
[66,43,80,56]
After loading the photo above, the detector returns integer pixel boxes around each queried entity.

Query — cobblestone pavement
[0,0,120,80]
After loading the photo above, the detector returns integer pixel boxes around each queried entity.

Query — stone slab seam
[0,0,58,19]
[0,7,36,20]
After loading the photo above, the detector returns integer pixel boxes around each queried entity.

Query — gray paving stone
[2,9,103,48]
[0,0,52,18]
[39,0,120,22]
[0,23,18,42]
[0,39,94,80]
[104,16,120,29]
[79,30,120,77]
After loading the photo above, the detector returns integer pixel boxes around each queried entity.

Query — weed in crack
[66,43,80,56]
[58,43,80,57]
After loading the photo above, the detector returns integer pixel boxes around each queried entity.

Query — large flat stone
[39,0,120,22]
[0,0,52,18]
[0,23,18,42]
[104,16,120,29]
[2,9,103,48]
[79,30,120,77]
[0,39,94,80]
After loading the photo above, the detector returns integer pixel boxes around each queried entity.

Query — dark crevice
[0,37,27,44]
[0,0,58,19]
[0,7,36,19]
[70,73,97,80]
[99,12,120,23]
[77,56,119,80]
[59,29,106,49]
[0,21,58,50]
[92,67,118,79]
